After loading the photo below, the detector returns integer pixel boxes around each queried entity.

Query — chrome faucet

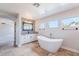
[49,33,52,38]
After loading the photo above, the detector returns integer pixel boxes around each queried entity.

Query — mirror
[22,22,33,31]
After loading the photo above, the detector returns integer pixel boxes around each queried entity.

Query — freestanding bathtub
[37,35,64,53]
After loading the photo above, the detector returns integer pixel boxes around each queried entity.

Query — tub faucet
[49,33,52,38]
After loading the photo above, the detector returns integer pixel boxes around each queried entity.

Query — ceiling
[0,3,79,19]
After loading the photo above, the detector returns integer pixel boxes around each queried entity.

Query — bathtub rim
[37,35,64,42]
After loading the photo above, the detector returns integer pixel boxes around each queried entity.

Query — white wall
[39,7,79,52]
[15,14,22,47]
[0,17,14,45]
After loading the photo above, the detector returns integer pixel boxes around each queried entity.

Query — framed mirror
[22,22,33,31]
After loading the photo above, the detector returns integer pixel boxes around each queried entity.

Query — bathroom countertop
[21,31,38,35]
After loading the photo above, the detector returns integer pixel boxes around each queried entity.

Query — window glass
[48,20,59,28]
[62,17,79,27]
[39,23,46,29]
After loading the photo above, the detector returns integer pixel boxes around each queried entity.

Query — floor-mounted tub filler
[37,35,64,53]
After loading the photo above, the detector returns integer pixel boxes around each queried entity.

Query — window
[48,20,59,28]
[62,16,79,28]
[39,23,46,29]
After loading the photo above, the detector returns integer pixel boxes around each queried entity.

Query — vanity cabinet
[21,34,37,45]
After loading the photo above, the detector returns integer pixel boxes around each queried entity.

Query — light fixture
[33,3,40,7]
[1,23,6,24]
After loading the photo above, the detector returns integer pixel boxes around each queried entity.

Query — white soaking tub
[37,35,64,53]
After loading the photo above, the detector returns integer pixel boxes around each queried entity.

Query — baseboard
[61,46,79,53]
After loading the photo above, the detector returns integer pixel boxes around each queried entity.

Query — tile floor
[0,41,79,56]
[0,42,38,56]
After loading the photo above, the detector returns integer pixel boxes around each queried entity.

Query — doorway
[0,18,14,49]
